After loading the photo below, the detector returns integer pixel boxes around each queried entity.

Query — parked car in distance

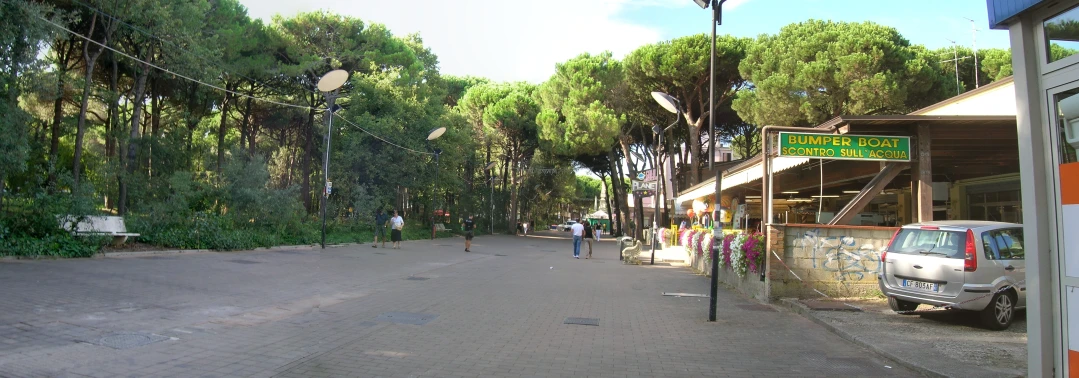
[559,220,578,231]
[878,221,1025,330]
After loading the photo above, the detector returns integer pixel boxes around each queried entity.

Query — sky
[238,0,1012,84]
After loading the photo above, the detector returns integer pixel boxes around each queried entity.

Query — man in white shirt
[570,220,585,259]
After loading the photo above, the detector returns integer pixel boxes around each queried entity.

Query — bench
[58,215,140,246]
[621,238,642,264]
[434,223,448,232]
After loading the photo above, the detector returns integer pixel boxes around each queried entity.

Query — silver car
[878,221,1026,330]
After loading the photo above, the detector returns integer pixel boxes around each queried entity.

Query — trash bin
[618,236,634,261]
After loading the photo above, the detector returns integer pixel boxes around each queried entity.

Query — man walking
[373,209,388,248]
[463,215,475,252]
[570,219,585,259]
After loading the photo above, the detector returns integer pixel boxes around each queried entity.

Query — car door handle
[1005,265,1015,271]
[913,265,923,269]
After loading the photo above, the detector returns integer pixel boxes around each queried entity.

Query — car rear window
[888,228,968,258]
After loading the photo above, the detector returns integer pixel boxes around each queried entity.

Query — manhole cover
[374,252,386,255]
[591,260,604,263]
[736,304,776,312]
[564,317,599,326]
[406,276,429,281]
[275,250,305,255]
[228,259,260,264]
[376,312,438,325]
[542,250,558,253]
[435,244,453,247]
[97,333,169,349]
[494,254,507,256]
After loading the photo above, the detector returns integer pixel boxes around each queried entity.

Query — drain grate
[564,317,599,326]
[228,259,260,264]
[494,254,507,256]
[406,276,429,281]
[435,244,453,247]
[275,250,305,255]
[736,304,776,312]
[376,312,438,325]
[97,333,169,349]
[374,252,386,255]
[542,250,558,253]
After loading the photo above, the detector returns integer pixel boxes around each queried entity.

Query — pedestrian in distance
[570,219,585,259]
[373,209,389,248]
[516,221,523,236]
[583,221,594,259]
[464,215,475,252]
[390,210,404,249]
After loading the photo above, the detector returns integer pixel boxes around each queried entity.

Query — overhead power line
[18,0,439,156]
[67,0,306,98]
[332,114,434,156]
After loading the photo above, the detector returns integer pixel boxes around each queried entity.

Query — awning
[676,157,810,203]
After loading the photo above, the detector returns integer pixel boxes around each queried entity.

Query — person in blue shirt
[373,209,389,248]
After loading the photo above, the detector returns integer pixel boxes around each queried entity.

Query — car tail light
[964,229,978,272]
[883,228,901,263]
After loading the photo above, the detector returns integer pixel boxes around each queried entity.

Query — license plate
[903,279,939,292]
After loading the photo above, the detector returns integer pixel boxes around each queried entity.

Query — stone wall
[768,224,898,298]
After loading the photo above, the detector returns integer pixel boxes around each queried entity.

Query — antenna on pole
[963,17,981,88]
[941,38,969,96]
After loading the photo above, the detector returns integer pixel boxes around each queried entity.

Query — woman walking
[583,221,595,259]
[390,210,404,249]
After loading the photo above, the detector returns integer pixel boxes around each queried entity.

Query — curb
[776,298,948,378]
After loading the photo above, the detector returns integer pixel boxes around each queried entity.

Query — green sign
[777,132,911,161]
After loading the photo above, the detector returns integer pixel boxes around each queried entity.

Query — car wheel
[979,290,1016,330]
[888,296,918,314]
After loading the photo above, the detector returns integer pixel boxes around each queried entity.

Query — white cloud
[239,0,668,83]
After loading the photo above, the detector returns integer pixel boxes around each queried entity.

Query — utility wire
[332,114,434,156]
[23,1,436,157]
[32,10,314,110]
[67,0,308,98]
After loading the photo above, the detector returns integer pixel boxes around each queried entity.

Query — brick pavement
[0,232,916,377]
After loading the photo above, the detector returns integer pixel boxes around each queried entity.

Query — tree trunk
[48,71,63,191]
[301,108,315,213]
[120,61,150,215]
[216,85,233,176]
[74,14,108,189]
[240,96,252,155]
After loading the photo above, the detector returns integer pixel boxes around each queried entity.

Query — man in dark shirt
[373,209,389,248]
[464,215,475,252]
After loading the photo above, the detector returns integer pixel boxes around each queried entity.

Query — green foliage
[733,20,952,127]
[979,48,1013,82]
[535,52,623,157]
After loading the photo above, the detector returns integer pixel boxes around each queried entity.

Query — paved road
[0,231,915,377]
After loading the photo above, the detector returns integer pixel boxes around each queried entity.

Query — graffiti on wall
[793,228,884,281]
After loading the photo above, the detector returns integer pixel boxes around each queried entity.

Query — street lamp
[427,127,446,240]
[317,69,348,249]
[694,0,726,171]
[484,161,497,234]
[654,90,721,323]
[649,91,681,267]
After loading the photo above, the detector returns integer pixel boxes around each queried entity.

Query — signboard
[632,180,657,197]
[778,132,911,162]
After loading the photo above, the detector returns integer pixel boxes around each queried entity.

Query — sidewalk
[779,298,1027,378]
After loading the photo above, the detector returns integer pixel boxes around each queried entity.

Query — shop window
[1044,5,1079,64]
[967,190,1023,223]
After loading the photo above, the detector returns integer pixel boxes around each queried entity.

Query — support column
[913,124,933,222]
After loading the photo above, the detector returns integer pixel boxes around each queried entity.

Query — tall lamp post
[427,127,446,240]
[649,92,681,266]
[693,0,726,171]
[317,69,348,249]
[484,161,497,234]
[653,90,721,322]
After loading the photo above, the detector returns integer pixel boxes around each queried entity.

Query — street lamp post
[693,0,726,171]
[427,127,446,240]
[653,90,720,322]
[649,92,681,267]
[317,70,349,249]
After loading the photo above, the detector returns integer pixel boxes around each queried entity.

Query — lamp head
[484,161,497,170]
[317,70,348,92]
[427,127,447,141]
[692,0,708,8]
[650,91,680,114]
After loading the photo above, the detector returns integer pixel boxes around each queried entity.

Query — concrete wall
[769,224,898,298]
